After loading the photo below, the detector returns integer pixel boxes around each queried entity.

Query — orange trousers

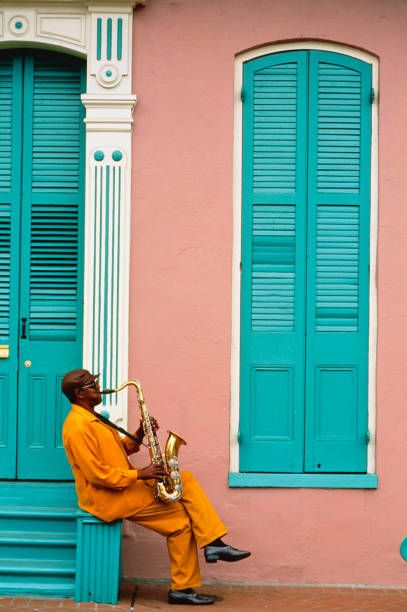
[127,470,227,590]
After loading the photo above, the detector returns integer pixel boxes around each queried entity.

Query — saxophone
[101,379,186,503]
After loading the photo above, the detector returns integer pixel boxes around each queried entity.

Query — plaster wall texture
[123,0,407,588]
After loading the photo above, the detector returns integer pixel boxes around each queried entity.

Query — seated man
[61,369,251,606]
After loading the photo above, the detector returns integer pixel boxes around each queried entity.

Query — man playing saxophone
[61,368,251,606]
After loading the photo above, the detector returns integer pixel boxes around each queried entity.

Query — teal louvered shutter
[304,52,371,472]
[0,54,22,477]
[240,52,308,472]
[239,50,372,474]
[17,53,85,479]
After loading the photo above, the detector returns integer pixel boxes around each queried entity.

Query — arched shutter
[239,50,371,474]
[304,51,371,472]
[240,51,308,472]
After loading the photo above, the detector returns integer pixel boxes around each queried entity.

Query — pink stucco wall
[123,0,407,587]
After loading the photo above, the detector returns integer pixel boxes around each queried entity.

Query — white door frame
[231,42,378,474]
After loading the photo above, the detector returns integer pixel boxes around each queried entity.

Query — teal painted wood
[0,482,122,602]
[400,537,407,562]
[0,481,77,597]
[117,18,123,61]
[304,52,371,473]
[239,50,372,475]
[240,51,308,472]
[17,51,85,479]
[228,472,378,488]
[75,511,122,604]
[97,18,102,60]
[107,18,113,61]
[0,53,23,478]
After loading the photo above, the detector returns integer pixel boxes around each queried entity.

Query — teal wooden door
[304,53,371,472]
[0,50,85,480]
[240,52,308,472]
[240,50,372,474]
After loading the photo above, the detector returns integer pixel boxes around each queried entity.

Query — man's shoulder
[63,407,96,438]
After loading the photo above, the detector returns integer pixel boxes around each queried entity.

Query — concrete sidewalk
[2,582,407,611]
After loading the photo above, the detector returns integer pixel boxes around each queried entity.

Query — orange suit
[63,404,227,589]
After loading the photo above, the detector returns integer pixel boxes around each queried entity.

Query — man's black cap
[61,369,100,398]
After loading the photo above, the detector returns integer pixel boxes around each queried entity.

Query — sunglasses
[80,379,100,390]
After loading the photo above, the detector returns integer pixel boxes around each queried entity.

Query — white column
[82,4,137,425]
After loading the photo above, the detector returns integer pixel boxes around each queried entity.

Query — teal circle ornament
[9,16,28,35]
[112,150,123,162]
[94,150,104,161]
[106,70,112,77]
[400,537,407,561]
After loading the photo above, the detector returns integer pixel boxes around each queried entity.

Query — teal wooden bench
[75,511,122,604]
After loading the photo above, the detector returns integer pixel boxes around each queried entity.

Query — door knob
[24,360,32,368]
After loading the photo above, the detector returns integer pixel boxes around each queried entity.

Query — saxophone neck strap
[94,412,144,446]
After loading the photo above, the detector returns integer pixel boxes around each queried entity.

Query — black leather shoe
[204,544,251,563]
[168,589,215,605]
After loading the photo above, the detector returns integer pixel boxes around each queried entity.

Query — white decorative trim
[0,1,139,427]
[8,15,29,36]
[82,94,137,131]
[231,41,379,475]
[36,13,86,47]
[82,147,131,424]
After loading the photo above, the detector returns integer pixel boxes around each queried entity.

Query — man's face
[75,379,102,408]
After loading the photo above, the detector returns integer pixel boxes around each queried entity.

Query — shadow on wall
[122,520,171,581]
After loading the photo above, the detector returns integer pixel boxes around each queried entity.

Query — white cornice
[81,93,138,132]
[1,1,143,6]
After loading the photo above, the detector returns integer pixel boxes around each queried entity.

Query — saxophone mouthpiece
[100,388,115,395]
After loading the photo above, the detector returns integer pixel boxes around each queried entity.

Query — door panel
[18,52,85,479]
[240,51,308,472]
[0,50,85,480]
[0,54,23,478]
[304,52,371,472]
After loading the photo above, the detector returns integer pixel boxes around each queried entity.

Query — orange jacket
[62,404,152,521]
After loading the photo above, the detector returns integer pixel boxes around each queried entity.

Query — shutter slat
[316,62,362,194]
[31,57,82,193]
[28,56,83,341]
[0,213,11,339]
[0,60,13,194]
[253,63,298,193]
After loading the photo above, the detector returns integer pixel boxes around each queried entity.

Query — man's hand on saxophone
[137,462,166,481]
[133,416,165,480]
[134,415,159,446]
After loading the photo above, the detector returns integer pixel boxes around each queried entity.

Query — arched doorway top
[236,40,377,63]
[0,1,144,94]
